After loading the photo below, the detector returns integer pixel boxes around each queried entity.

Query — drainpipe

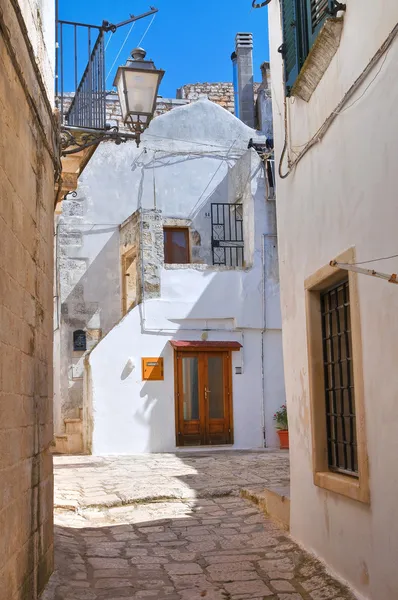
[261,232,267,447]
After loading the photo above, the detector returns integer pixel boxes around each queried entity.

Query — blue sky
[58,1,270,97]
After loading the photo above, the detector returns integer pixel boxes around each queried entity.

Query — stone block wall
[176,82,262,115]
[0,2,57,598]
[142,210,163,299]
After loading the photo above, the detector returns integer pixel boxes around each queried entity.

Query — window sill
[292,17,344,102]
[164,263,248,272]
[314,471,370,504]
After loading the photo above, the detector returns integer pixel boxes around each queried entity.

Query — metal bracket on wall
[60,126,142,156]
[330,261,398,285]
[328,2,347,16]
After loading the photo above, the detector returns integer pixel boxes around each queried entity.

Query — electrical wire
[144,131,250,151]
[332,49,390,116]
[137,13,156,47]
[105,31,113,51]
[188,139,239,218]
[351,253,398,265]
[105,22,136,82]
[278,21,398,178]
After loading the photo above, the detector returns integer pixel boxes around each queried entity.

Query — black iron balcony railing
[55,6,158,131]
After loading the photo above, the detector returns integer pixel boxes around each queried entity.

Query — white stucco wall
[89,307,265,455]
[268,1,398,598]
[57,99,285,450]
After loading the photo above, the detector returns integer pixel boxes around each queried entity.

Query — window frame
[305,248,370,504]
[163,226,190,265]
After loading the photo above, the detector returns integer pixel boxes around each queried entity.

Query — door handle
[204,387,211,400]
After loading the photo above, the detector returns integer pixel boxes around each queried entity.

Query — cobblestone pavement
[45,451,356,600]
[53,451,290,510]
[44,497,356,600]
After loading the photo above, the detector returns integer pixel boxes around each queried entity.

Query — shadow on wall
[137,339,173,453]
[60,229,122,335]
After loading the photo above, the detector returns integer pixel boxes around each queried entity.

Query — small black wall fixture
[73,330,87,352]
[252,0,272,7]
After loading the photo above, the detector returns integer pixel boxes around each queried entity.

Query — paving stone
[302,575,331,592]
[94,579,134,589]
[165,562,203,575]
[310,586,342,600]
[270,579,296,591]
[47,452,355,600]
[89,558,129,569]
[224,580,273,596]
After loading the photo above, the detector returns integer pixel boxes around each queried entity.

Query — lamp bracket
[101,7,158,33]
[60,126,139,156]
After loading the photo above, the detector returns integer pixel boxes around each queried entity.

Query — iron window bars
[211,204,244,268]
[321,280,358,476]
[73,329,87,352]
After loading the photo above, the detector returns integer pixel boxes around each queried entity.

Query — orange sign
[142,357,164,380]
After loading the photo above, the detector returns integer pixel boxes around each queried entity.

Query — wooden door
[175,350,232,446]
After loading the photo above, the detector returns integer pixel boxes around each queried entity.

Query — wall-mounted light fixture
[113,48,165,146]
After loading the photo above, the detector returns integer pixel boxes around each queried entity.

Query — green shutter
[306,0,333,48]
[281,0,300,95]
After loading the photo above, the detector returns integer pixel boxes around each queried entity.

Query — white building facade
[54,99,286,454]
[268,0,398,598]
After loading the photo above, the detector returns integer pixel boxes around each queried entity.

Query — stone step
[52,435,68,454]
[52,432,83,455]
[65,418,82,435]
[241,484,290,531]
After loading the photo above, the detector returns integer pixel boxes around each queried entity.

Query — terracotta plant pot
[277,429,289,449]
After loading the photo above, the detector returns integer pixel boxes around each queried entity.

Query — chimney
[233,33,255,128]
[260,61,271,91]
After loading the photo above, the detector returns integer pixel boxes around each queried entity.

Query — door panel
[182,357,200,420]
[177,353,204,446]
[205,352,231,445]
[176,350,232,446]
[207,355,225,419]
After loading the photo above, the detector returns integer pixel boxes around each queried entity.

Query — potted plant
[274,404,289,449]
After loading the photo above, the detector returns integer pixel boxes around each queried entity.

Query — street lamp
[113,47,165,144]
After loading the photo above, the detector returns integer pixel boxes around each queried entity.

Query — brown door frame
[174,346,234,447]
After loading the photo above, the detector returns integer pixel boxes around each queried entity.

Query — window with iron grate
[320,280,358,477]
[281,0,338,94]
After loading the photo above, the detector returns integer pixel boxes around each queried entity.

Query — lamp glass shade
[114,67,163,123]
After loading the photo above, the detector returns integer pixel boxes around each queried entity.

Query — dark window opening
[164,228,190,264]
[321,280,358,477]
[73,329,87,352]
[211,203,244,267]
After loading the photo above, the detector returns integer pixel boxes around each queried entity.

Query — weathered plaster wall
[56,99,285,451]
[268,0,398,597]
[0,0,56,597]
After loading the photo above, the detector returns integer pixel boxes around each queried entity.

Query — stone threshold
[241,484,291,531]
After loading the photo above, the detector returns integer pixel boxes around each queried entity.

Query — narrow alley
[43,452,355,600]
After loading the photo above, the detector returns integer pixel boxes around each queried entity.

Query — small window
[321,280,358,476]
[163,228,190,264]
[305,248,369,504]
[73,330,86,352]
